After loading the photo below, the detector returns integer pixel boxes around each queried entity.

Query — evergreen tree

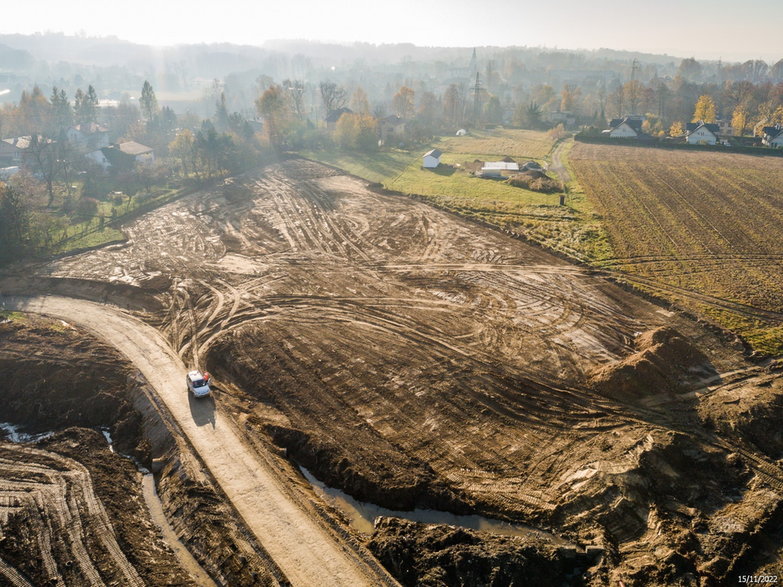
[140,81,159,123]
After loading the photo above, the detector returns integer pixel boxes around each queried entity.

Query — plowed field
[571,143,783,354]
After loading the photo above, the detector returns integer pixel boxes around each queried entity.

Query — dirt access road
[0,295,397,587]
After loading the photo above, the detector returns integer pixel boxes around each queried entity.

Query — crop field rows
[570,143,783,354]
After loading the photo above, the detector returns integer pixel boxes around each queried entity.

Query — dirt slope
[0,295,396,587]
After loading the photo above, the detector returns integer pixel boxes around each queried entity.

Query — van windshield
[193,379,207,388]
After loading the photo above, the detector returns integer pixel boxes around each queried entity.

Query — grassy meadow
[306,129,611,261]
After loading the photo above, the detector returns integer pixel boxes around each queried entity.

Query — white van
[186,370,211,397]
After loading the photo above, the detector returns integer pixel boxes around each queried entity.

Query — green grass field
[305,130,611,261]
[48,186,183,256]
[438,128,556,160]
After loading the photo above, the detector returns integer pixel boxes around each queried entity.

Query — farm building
[456,129,467,136]
[479,161,519,177]
[685,122,719,145]
[422,149,442,168]
[604,116,644,138]
[520,161,543,172]
[762,125,783,148]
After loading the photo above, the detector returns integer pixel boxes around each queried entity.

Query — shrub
[506,172,561,193]
[73,197,98,220]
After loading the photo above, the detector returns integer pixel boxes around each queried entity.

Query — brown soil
[0,429,189,586]
[589,326,714,401]
[5,158,783,585]
[0,318,283,586]
[368,517,594,586]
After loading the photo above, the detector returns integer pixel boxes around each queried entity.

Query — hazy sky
[5,0,782,62]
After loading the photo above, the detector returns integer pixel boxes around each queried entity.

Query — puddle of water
[141,474,217,586]
[300,466,566,543]
[100,428,115,452]
[98,428,216,586]
[0,422,53,443]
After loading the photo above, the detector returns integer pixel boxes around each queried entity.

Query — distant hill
[0,42,35,70]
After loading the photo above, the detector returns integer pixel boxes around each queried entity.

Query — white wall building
[423,148,442,169]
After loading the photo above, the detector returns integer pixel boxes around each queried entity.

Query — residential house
[1,136,55,168]
[603,116,644,139]
[88,141,155,171]
[762,125,783,148]
[85,148,111,170]
[325,107,353,131]
[544,111,577,129]
[685,122,719,145]
[66,123,110,153]
[378,115,406,143]
[422,149,442,169]
[479,161,519,178]
[0,138,24,167]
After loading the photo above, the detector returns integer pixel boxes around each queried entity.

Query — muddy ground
[0,317,284,586]
[3,158,783,585]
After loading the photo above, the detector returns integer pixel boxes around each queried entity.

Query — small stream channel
[99,428,216,587]
[300,466,568,543]
[1,423,215,587]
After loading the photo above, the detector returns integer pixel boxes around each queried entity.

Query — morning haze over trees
[1,33,783,264]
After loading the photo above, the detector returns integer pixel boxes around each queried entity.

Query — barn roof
[482,161,519,171]
[424,149,442,158]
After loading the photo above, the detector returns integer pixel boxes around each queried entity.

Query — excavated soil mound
[0,317,283,587]
[590,327,714,401]
[0,428,193,586]
[700,373,783,460]
[0,276,163,312]
[506,170,560,192]
[0,315,148,458]
[368,517,591,586]
[264,423,462,511]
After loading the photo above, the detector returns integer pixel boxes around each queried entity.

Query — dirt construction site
[2,158,783,586]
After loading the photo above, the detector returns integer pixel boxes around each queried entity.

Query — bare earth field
[570,143,783,355]
[2,158,783,585]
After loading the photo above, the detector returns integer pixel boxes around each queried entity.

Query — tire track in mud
[0,555,33,587]
[1,295,398,587]
[0,446,144,587]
